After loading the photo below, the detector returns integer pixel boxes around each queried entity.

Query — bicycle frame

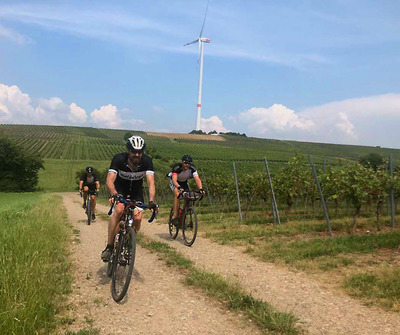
[106,197,156,302]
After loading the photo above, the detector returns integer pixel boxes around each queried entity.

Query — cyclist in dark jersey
[101,135,158,262]
[79,166,100,220]
[168,154,205,227]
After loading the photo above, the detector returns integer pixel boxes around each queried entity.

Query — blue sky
[1,0,400,148]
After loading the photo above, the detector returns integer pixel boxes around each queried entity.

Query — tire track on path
[61,193,263,335]
[115,204,400,335]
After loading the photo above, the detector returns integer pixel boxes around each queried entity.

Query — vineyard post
[200,168,214,213]
[264,158,280,225]
[233,162,242,221]
[389,154,395,228]
[308,155,333,236]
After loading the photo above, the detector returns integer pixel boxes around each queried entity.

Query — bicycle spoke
[111,227,136,302]
[183,207,198,246]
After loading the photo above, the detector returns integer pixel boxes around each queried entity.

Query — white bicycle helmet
[126,135,146,151]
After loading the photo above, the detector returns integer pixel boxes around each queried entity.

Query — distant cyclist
[79,166,100,220]
[101,135,158,262]
[168,154,205,227]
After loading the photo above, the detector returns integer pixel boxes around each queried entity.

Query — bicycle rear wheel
[86,198,92,225]
[168,208,179,239]
[111,226,136,302]
[182,206,198,246]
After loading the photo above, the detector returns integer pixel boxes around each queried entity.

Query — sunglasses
[130,149,144,154]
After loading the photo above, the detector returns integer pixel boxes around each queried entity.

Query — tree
[0,137,44,192]
[189,130,206,135]
[359,153,384,171]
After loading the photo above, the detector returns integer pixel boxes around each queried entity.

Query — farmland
[3,123,400,333]
[2,124,400,165]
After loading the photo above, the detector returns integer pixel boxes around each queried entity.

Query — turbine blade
[184,39,199,46]
[199,0,210,38]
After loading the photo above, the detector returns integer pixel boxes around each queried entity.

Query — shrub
[0,137,44,191]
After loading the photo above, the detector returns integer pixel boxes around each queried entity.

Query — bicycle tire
[86,198,92,225]
[111,226,136,302]
[106,255,113,278]
[182,206,198,246]
[168,208,179,239]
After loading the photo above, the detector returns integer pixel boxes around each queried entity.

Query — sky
[0,0,400,148]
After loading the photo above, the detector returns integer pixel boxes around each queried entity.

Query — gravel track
[61,193,262,335]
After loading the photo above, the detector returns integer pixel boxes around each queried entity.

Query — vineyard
[3,123,400,315]
[2,124,400,165]
[2,123,400,230]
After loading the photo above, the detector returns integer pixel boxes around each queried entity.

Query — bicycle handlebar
[178,190,204,201]
[108,197,157,223]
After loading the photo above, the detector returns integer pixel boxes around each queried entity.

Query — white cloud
[0,82,86,125]
[337,112,356,137]
[239,104,314,134]
[237,94,400,148]
[69,103,87,123]
[0,83,36,123]
[0,23,31,44]
[91,104,122,128]
[201,115,229,133]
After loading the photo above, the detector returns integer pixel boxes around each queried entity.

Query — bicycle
[82,190,97,225]
[106,196,156,302]
[168,191,203,246]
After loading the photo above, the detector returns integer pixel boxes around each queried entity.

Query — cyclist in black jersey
[101,135,158,262]
[79,166,100,219]
[168,154,205,227]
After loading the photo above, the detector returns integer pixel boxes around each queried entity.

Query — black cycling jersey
[80,172,99,192]
[108,153,154,201]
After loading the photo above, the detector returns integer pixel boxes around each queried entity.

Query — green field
[3,123,400,197]
[2,124,400,166]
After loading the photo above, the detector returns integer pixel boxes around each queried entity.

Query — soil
[61,193,400,334]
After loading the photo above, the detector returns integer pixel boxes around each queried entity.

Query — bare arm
[106,172,118,196]
[146,173,156,202]
[95,181,100,190]
[172,174,180,189]
[79,180,83,190]
[194,175,203,190]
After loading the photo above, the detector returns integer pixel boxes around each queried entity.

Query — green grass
[38,159,110,192]
[138,234,299,334]
[344,267,400,310]
[0,193,72,334]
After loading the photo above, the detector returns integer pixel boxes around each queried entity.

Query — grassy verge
[137,234,300,335]
[344,267,400,311]
[0,193,71,334]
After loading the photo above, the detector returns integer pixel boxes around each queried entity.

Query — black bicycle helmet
[86,166,93,173]
[126,135,146,151]
[182,154,193,164]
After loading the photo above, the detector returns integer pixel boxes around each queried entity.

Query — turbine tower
[184,0,210,131]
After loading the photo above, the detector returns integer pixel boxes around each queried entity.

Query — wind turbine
[184,0,210,131]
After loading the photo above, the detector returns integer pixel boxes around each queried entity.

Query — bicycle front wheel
[182,206,198,246]
[168,208,179,239]
[111,226,136,302]
[86,198,92,225]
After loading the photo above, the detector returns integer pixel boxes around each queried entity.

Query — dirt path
[62,192,400,334]
[136,209,400,335]
[61,193,262,335]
